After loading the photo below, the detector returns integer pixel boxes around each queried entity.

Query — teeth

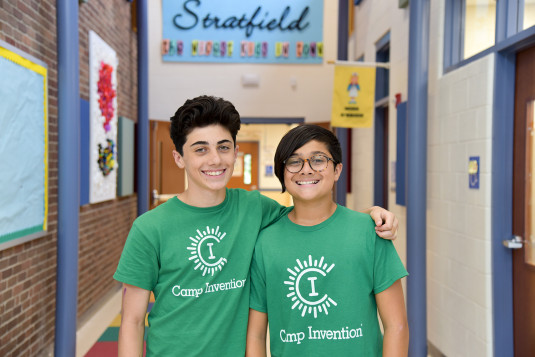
[204,170,224,176]
[297,180,319,185]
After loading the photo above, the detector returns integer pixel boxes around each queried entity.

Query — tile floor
[83,294,154,356]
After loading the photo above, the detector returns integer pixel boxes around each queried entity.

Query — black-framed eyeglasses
[283,154,337,173]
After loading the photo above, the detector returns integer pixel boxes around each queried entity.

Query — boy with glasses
[247,124,409,356]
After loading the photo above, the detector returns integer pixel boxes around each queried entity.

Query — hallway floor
[83,293,154,356]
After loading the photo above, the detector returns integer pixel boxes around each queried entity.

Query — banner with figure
[331,65,376,128]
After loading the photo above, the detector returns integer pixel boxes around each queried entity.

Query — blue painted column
[137,0,149,215]
[55,1,80,356]
[407,0,429,355]
[336,0,348,206]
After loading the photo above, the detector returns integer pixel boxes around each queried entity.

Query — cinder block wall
[0,1,138,355]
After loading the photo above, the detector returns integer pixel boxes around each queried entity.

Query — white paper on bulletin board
[0,41,48,249]
[89,31,119,203]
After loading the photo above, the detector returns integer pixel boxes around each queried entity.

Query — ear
[172,150,185,169]
[333,163,343,182]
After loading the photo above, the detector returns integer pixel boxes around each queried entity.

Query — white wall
[427,1,494,355]
[352,1,495,355]
[148,1,339,123]
[352,0,410,269]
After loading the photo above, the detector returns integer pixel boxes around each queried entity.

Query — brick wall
[77,0,138,319]
[0,0,138,355]
[0,1,59,356]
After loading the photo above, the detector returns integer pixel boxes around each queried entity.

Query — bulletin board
[0,41,48,250]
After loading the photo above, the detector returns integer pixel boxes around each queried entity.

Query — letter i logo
[284,255,337,318]
[187,226,228,276]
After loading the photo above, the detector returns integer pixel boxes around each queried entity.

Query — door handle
[502,235,523,249]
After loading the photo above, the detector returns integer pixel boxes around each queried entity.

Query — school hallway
[2,0,535,356]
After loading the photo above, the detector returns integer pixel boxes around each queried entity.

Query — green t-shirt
[249,205,408,357]
[113,188,290,356]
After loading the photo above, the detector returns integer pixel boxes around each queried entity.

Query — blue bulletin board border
[161,0,324,63]
[0,40,48,250]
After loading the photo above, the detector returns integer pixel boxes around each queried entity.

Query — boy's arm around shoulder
[376,280,409,357]
[246,309,268,357]
[359,206,399,240]
[118,283,150,357]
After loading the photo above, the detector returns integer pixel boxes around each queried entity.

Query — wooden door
[228,141,259,191]
[512,45,535,356]
[150,120,185,209]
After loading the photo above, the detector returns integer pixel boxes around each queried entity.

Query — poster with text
[161,0,324,63]
[331,65,376,128]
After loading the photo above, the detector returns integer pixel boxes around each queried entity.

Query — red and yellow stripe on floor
[84,293,155,356]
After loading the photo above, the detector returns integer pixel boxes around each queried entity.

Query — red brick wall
[77,0,138,319]
[0,1,59,356]
[0,0,138,355]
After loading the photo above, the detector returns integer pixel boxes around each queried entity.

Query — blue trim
[137,0,149,216]
[491,49,516,357]
[517,1,524,33]
[241,117,304,124]
[443,0,453,68]
[373,107,386,207]
[336,0,349,206]
[55,1,80,356]
[444,46,495,73]
[495,0,509,42]
[375,32,390,51]
[407,1,429,355]
[495,25,535,52]
[396,102,407,206]
[80,98,89,206]
[375,41,390,101]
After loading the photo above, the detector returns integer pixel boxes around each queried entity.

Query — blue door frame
[492,28,535,356]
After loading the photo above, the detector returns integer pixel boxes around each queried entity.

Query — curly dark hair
[170,95,241,155]
[274,124,342,192]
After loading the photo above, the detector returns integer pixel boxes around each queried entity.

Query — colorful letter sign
[161,0,323,64]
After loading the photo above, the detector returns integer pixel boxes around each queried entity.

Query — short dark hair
[274,124,342,192]
[170,95,241,155]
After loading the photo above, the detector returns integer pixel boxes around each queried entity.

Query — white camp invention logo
[187,226,228,276]
[285,255,337,318]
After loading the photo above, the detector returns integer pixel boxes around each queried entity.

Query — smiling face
[283,140,342,205]
[173,124,238,197]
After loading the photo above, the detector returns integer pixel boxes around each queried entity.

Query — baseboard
[76,287,123,357]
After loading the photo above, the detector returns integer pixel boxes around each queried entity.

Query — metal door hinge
[502,235,523,249]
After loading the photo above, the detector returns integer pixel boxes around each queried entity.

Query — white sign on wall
[89,31,119,203]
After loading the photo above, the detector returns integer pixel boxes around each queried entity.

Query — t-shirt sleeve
[258,193,292,230]
[249,239,268,313]
[113,222,159,291]
[372,232,408,295]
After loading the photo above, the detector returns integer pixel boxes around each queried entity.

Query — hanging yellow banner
[331,65,376,128]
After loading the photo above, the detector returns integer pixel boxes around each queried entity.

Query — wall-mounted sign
[331,65,376,128]
[468,156,479,189]
[161,0,324,63]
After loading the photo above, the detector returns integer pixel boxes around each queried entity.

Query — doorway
[228,141,259,191]
[149,120,185,209]
[512,45,535,355]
